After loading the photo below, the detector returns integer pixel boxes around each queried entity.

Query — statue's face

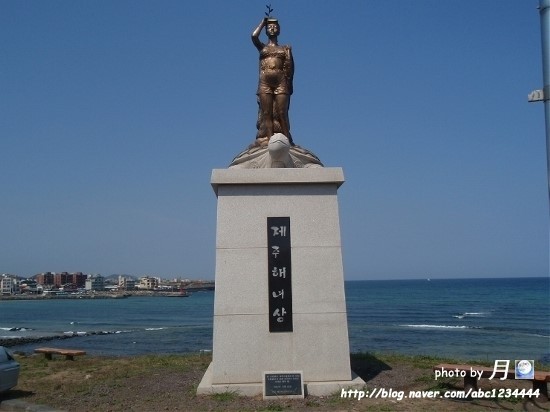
[266,23,280,36]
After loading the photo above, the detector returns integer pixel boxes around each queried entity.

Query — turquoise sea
[1,277,548,363]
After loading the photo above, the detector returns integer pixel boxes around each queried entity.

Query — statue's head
[265,18,280,36]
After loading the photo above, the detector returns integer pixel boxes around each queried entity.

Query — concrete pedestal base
[197,362,366,396]
[198,168,365,396]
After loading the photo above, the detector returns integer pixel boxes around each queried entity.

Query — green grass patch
[211,390,240,402]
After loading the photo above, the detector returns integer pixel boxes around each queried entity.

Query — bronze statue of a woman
[252,17,294,145]
[229,16,322,168]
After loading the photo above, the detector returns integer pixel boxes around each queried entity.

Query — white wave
[525,333,550,339]
[453,312,489,319]
[145,327,164,331]
[0,327,33,332]
[401,324,470,329]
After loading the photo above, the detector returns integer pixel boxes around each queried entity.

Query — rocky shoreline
[0,334,75,348]
[0,330,125,349]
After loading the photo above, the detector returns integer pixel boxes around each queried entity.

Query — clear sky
[1,1,548,280]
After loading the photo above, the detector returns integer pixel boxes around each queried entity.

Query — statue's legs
[274,94,292,144]
[259,93,274,140]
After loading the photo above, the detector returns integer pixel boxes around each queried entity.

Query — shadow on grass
[350,353,391,382]
[0,388,35,402]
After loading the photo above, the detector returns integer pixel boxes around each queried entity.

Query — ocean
[1,277,548,364]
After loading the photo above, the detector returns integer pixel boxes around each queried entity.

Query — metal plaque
[263,371,304,398]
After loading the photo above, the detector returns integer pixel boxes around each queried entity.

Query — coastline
[0,331,112,349]
[0,290,193,301]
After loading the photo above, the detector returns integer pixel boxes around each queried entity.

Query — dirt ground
[0,352,548,411]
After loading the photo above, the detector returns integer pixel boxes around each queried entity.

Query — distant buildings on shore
[0,272,214,296]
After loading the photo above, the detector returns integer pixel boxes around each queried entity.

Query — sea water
[1,277,548,363]
[346,277,549,363]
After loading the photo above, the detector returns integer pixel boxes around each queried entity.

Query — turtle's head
[268,134,291,168]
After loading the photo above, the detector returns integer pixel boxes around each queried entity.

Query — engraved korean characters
[267,217,293,332]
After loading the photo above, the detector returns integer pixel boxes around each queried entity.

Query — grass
[3,351,548,411]
[212,390,240,402]
[7,353,212,411]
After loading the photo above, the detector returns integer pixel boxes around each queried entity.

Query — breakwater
[0,330,119,348]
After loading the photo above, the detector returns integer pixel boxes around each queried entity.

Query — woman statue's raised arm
[251,18,266,50]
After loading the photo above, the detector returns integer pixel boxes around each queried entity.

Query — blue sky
[1,1,548,280]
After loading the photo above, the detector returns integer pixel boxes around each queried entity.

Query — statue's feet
[254,136,270,147]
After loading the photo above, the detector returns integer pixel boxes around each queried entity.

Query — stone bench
[34,347,86,361]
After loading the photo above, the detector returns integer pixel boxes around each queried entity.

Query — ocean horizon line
[346,276,549,282]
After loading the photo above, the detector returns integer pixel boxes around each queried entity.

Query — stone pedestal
[197,168,364,396]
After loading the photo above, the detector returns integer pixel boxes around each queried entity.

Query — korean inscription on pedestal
[267,217,293,332]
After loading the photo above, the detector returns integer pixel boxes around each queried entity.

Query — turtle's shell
[229,144,323,169]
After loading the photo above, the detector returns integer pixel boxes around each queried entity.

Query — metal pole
[540,0,550,208]
[530,0,550,212]
[537,0,550,274]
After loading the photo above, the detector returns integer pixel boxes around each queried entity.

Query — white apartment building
[1,276,20,295]
[138,276,159,290]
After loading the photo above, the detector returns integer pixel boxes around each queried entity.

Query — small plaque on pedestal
[263,371,304,399]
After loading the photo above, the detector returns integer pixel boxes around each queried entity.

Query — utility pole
[528,0,550,209]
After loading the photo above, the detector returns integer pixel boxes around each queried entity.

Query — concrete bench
[35,347,86,361]
[434,363,550,401]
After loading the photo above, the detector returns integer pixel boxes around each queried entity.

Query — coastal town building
[61,283,78,292]
[138,276,160,290]
[1,275,19,295]
[85,275,105,291]
[19,279,39,294]
[0,271,213,297]
[35,272,86,288]
[118,276,136,291]
[35,272,54,287]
